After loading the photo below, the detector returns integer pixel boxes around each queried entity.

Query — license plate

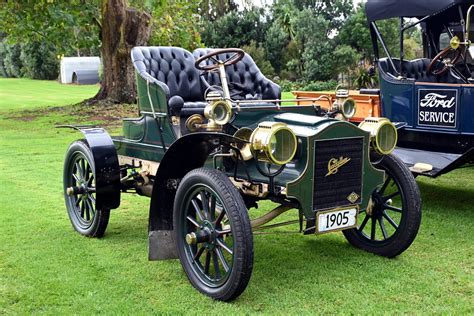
[317,207,358,233]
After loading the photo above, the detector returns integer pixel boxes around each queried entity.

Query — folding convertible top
[365,0,466,22]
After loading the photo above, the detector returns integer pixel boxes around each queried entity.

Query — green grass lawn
[0,78,99,112]
[0,79,473,314]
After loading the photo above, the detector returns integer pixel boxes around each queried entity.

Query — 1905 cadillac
[62,47,421,300]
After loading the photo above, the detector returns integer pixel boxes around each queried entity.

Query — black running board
[392,147,474,178]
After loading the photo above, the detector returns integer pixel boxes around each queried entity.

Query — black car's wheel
[174,168,253,301]
[63,140,110,237]
[343,154,421,258]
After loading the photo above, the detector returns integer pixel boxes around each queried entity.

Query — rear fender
[148,132,243,260]
[60,126,121,210]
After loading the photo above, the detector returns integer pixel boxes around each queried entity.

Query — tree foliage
[337,5,399,61]
[274,0,353,33]
[132,0,202,50]
[0,0,201,102]
[293,10,333,80]
[241,41,275,77]
[0,0,101,57]
[3,43,23,78]
[0,0,426,95]
[199,0,239,21]
[264,24,290,75]
[21,42,59,80]
[201,9,268,48]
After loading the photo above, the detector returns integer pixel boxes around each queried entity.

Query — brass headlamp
[333,89,357,120]
[248,122,297,165]
[203,99,233,131]
[358,117,398,155]
[204,91,232,131]
[186,91,233,132]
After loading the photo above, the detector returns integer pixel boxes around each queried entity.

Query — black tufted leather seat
[131,46,283,116]
[131,46,204,105]
[378,57,465,83]
[193,48,281,101]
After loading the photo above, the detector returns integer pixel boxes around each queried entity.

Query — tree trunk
[92,0,151,104]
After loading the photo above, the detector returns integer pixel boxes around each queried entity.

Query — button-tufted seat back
[131,46,203,102]
[378,57,465,83]
[193,48,281,100]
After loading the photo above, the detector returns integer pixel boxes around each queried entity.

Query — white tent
[60,57,101,84]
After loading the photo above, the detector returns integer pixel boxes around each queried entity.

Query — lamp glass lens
[214,104,227,122]
[269,129,296,163]
[377,123,396,153]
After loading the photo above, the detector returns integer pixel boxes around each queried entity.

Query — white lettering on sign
[419,111,455,124]
[418,89,457,128]
[420,93,456,109]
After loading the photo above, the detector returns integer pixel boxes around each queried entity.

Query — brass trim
[185,114,205,132]
[233,127,253,161]
[347,192,360,204]
[185,232,197,245]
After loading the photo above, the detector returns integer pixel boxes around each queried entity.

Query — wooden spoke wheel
[343,154,421,258]
[63,140,109,237]
[174,168,253,301]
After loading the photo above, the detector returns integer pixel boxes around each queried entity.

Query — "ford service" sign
[418,89,458,128]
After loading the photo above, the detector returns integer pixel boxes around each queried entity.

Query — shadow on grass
[57,169,474,306]
[418,179,474,215]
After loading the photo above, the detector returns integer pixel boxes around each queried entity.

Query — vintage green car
[62,47,422,301]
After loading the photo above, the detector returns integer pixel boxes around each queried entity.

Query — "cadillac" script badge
[326,156,351,177]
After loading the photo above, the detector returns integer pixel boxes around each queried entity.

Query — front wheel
[174,168,253,301]
[343,154,421,258]
[63,140,110,237]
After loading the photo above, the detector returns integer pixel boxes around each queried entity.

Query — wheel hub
[66,184,94,196]
[185,220,218,249]
[369,192,385,218]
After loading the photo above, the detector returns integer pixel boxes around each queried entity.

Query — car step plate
[316,207,358,234]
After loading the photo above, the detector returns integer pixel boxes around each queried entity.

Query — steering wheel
[195,48,245,71]
[428,47,462,76]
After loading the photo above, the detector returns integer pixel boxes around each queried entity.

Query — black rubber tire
[63,140,110,237]
[342,154,421,258]
[174,168,253,301]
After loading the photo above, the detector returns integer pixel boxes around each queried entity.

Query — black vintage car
[366,0,474,177]
[62,47,421,300]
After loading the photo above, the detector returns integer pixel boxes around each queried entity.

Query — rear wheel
[174,168,253,301]
[343,154,421,258]
[63,140,110,237]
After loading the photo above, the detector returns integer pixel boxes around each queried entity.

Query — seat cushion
[131,46,203,102]
[181,101,208,116]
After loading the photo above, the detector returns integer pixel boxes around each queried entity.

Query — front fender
[60,125,121,210]
[148,132,243,260]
